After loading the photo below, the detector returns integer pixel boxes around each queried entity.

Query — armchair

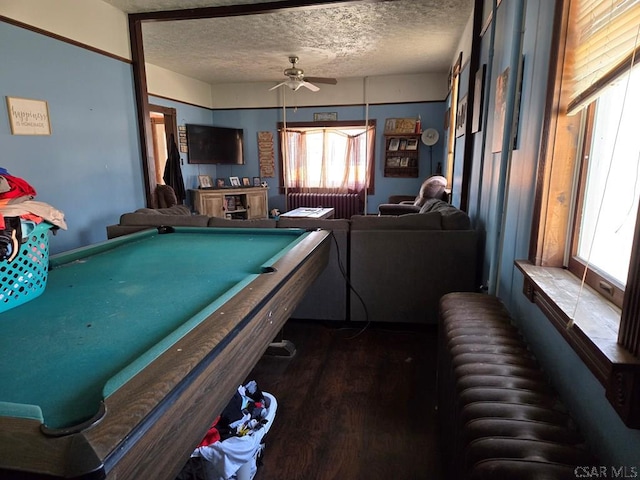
[378,175,448,215]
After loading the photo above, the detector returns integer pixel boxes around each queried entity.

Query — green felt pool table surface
[0,226,330,480]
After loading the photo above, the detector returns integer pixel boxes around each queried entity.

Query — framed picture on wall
[492,67,509,153]
[6,97,51,136]
[472,64,486,133]
[455,95,468,138]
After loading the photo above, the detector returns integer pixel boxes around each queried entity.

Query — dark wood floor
[245,320,443,480]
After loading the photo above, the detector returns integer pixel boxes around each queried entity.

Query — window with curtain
[278,121,376,194]
[524,0,640,426]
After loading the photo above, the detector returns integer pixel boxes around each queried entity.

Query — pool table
[0,226,330,479]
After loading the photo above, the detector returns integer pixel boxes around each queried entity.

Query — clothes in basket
[190,389,277,480]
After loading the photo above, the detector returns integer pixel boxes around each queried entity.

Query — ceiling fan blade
[301,81,320,92]
[269,81,288,91]
[304,77,337,85]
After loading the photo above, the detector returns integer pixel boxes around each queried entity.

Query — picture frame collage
[198,175,264,189]
[387,137,418,152]
[385,157,417,168]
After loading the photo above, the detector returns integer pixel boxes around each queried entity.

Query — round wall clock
[421,128,439,146]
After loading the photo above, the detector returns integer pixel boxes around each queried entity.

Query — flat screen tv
[186,124,244,165]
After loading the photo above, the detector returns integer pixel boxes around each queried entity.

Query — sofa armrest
[378,203,421,216]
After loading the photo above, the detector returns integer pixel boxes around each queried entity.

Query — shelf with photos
[384,133,420,177]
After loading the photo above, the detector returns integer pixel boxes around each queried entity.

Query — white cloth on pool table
[193,391,277,480]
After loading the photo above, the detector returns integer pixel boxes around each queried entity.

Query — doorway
[147,104,178,198]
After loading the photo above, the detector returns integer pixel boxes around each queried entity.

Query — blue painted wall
[468,0,640,466]
[1,21,144,254]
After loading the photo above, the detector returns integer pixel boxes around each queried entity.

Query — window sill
[515,260,640,428]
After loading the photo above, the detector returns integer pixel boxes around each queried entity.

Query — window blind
[567,0,640,113]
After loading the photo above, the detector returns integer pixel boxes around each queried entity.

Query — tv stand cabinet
[192,187,268,220]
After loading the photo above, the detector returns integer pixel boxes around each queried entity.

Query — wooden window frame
[518,0,640,428]
[566,104,626,309]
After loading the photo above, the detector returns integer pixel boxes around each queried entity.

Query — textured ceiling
[103,0,474,86]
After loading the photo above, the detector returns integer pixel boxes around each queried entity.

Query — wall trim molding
[0,15,131,65]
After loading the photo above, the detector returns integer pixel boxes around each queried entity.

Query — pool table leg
[266,328,296,357]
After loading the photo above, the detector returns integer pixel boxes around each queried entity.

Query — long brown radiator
[286,192,362,219]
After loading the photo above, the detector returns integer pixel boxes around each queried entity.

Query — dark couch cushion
[119,205,208,227]
[277,218,350,231]
[133,205,191,215]
[377,203,421,216]
[420,199,471,230]
[350,213,441,230]
[154,184,178,209]
[207,217,277,228]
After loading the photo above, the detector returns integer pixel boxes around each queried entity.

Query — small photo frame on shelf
[399,139,408,150]
[216,178,226,188]
[406,138,418,150]
[229,176,241,187]
[400,158,409,167]
[387,157,400,167]
[242,177,251,187]
[388,138,400,151]
[253,177,261,187]
[198,175,213,188]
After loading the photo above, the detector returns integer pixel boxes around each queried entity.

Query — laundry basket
[194,392,278,480]
[0,221,53,313]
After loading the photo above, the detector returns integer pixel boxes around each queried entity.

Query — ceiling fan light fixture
[286,79,303,91]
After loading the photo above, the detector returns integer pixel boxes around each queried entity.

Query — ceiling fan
[269,56,337,92]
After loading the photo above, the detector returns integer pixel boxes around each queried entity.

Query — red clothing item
[1,175,37,199]
[198,416,221,447]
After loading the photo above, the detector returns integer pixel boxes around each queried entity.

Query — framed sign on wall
[6,97,51,135]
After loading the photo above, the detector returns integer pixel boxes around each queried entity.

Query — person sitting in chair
[378,175,448,215]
